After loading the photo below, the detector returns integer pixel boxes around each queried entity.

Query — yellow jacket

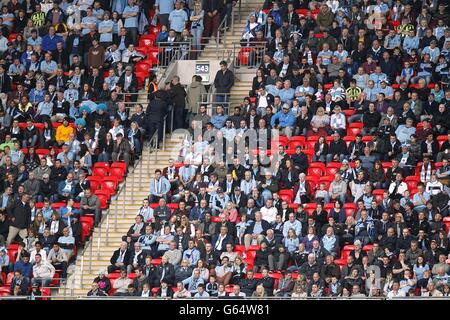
[55,124,74,142]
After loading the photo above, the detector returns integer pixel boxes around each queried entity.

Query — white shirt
[260,206,278,224]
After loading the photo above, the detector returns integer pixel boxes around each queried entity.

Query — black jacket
[145,95,168,124]
[214,69,234,94]
[254,248,270,267]
[8,199,31,229]
[110,249,131,267]
[128,250,147,267]
[169,83,187,108]
[156,262,175,286]
[239,277,258,296]
[328,139,347,156]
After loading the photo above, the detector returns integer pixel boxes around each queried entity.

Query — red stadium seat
[92,167,109,177]
[404,176,419,190]
[437,135,447,149]
[372,189,386,203]
[109,167,126,182]
[81,221,92,242]
[343,203,357,217]
[93,162,110,169]
[0,286,10,296]
[238,47,253,66]
[279,189,294,203]
[296,9,309,16]
[325,162,342,176]
[94,191,110,209]
[36,149,50,156]
[305,176,320,190]
[111,162,127,172]
[307,162,326,177]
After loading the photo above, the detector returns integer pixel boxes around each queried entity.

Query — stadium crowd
[88,0,450,299]
[0,0,449,300]
[0,0,174,298]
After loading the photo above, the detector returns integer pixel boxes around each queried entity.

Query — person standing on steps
[214,60,234,110]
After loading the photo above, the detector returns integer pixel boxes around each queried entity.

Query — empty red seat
[307,162,326,177]
[238,47,253,66]
[139,34,156,47]
[109,167,125,182]
[343,203,357,217]
[93,162,110,169]
[94,190,110,209]
[278,189,294,203]
[404,176,419,190]
[81,221,92,242]
[135,62,152,75]
[92,167,109,177]
[111,162,127,172]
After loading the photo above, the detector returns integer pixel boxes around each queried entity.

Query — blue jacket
[149,177,171,196]
[14,260,33,278]
[58,180,76,197]
[189,206,211,222]
[211,114,228,129]
[270,110,295,128]
[41,34,63,52]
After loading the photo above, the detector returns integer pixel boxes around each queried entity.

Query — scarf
[154,178,163,194]
[420,163,432,183]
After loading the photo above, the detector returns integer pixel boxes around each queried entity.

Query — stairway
[199,0,263,109]
[55,134,184,298]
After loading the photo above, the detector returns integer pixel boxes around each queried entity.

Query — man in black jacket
[170,76,187,130]
[0,210,9,244]
[155,255,175,286]
[291,146,308,173]
[239,269,258,296]
[145,90,168,147]
[108,241,131,274]
[326,132,347,163]
[214,60,234,107]
[117,66,138,102]
[127,242,147,273]
[6,194,31,245]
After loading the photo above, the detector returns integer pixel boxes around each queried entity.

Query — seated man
[155,225,174,258]
[270,104,295,140]
[57,172,76,201]
[57,227,75,262]
[32,253,55,287]
[243,212,270,249]
[126,215,146,243]
[153,198,171,228]
[149,169,171,203]
[79,188,101,227]
[107,241,131,274]
[47,243,68,279]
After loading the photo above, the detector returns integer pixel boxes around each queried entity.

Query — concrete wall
[160,60,224,86]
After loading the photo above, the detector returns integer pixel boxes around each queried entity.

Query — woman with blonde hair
[190,1,204,52]
[291,283,308,299]
[179,215,195,238]
[222,201,239,223]
[252,284,267,298]
[307,106,330,137]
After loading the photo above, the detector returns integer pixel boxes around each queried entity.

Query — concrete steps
[55,136,183,297]
[55,0,262,298]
